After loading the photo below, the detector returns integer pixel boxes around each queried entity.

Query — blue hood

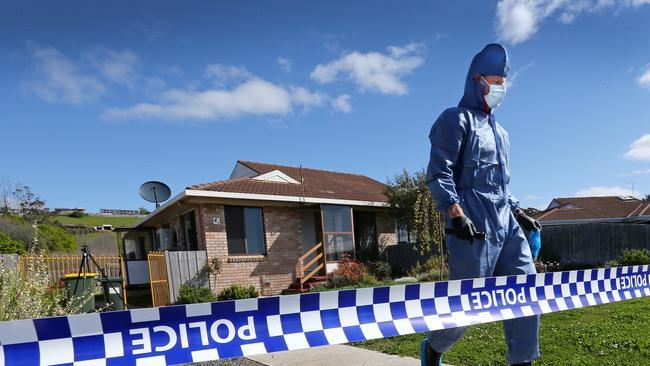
[458,43,509,112]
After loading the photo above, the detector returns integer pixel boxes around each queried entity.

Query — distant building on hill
[100,208,139,216]
[52,207,85,215]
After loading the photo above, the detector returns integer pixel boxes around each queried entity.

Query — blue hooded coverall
[425,44,540,364]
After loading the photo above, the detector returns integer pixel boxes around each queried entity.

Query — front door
[354,211,377,262]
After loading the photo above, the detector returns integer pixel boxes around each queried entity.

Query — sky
[1,0,650,212]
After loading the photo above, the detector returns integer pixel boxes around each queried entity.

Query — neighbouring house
[535,196,650,225]
[118,161,397,295]
[533,196,650,265]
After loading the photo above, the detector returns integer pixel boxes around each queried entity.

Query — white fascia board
[184,189,389,207]
[133,190,187,228]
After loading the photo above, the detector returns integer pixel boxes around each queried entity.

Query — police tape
[1,265,650,366]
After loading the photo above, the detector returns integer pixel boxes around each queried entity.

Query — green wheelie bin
[99,277,126,310]
[61,273,97,312]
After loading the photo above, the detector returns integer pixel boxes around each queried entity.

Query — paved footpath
[190,344,453,366]
[248,344,421,366]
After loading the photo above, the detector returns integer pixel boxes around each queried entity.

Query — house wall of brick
[201,204,302,296]
[376,211,397,253]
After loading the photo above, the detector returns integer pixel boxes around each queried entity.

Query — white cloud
[574,186,637,197]
[332,94,352,113]
[509,61,535,88]
[310,43,425,95]
[625,134,650,161]
[22,46,105,104]
[204,64,253,87]
[87,48,139,87]
[523,194,540,200]
[104,76,331,121]
[495,0,649,44]
[277,57,291,72]
[637,67,650,89]
[288,86,327,110]
[632,168,650,175]
[496,0,541,45]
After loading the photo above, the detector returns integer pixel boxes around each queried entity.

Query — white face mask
[484,83,506,109]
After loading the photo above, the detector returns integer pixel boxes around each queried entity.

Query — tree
[138,207,150,215]
[523,207,540,217]
[644,194,650,203]
[385,169,419,244]
[385,169,444,258]
[12,184,49,223]
[0,178,15,215]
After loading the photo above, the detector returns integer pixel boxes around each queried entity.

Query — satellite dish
[139,181,171,208]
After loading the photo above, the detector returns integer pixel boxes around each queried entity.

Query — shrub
[0,216,33,247]
[0,253,90,320]
[37,224,76,252]
[367,261,392,281]
[604,260,620,268]
[176,284,216,304]
[617,249,650,266]
[217,284,259,301]
[0,231,25,254]
[409,256,448,281]
[534,260,564,273]
[328,256,368,288]
[68,210,85,218]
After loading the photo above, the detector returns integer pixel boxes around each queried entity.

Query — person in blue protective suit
[420,43,542,366]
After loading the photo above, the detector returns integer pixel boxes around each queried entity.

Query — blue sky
[1,0,650,212]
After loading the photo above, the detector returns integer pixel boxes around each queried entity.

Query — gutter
[132,189,389,229]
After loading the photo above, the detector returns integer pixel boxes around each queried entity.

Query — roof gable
[252,170,301,184]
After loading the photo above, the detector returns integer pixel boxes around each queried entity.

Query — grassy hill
[53,215,142,228]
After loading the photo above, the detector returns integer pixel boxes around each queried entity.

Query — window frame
[320,204,355,263]
[224,205,267,256]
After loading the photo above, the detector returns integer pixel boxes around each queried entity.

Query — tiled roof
[535,196,650,222]
[188,161,388,203]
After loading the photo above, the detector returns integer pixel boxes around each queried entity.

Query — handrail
[298,242,325,291]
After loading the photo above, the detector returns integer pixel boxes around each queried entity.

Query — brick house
[534,196,650,225]
[120,161,397,295]
[531,196,650,265]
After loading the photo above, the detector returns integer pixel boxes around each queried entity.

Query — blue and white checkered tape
[1,265,649,366]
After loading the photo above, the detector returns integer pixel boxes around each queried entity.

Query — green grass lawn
[355,297,650,365]
[53,215,142,227]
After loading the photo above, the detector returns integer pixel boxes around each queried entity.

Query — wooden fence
[11,254,127,307]
[165,251,209,304]
[147,251,170,307]
[19,254,125,287]
[540,223,650,265]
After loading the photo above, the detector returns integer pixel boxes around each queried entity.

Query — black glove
[451,215,478,242]
[514,209,542,232]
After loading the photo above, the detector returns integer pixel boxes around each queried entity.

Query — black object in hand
[514,209,542,232]
[445,215,485,242]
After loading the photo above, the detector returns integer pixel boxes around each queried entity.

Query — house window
[224,206,266,255]
[396,220,415,244]
[321,204,354,262]
[181,211,198,251]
